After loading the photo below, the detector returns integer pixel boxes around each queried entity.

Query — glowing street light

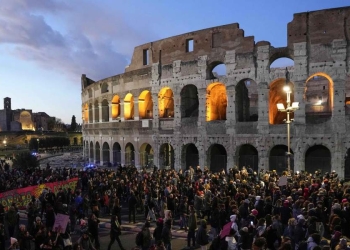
[277,68,299,174]
[3,137,7,150]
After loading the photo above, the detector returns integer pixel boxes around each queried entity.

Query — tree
[12,152,39,170]
[70,115,77,131]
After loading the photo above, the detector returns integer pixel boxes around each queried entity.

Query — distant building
[0,97,55,132]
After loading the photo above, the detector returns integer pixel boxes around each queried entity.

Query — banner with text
[0,178,78,209]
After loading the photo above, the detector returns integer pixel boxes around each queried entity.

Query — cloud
[0,0,155,82]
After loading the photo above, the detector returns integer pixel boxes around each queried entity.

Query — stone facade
[81,7,350,179]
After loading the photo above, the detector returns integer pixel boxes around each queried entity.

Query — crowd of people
[0,161,350,250]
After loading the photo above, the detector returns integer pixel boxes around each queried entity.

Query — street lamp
[277,68,299,174]
[37,138,40,152]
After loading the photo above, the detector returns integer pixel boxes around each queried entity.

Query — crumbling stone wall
[82,7,350,178]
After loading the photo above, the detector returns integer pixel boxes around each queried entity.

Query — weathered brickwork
[81,7,350,178]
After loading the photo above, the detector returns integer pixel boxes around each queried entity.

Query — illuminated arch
[158,87,174,118]
[180,85,199,118]
[269,78,295,124]
[111,95,121,119]
[19,111,34,130]
[124,93,134,120]
[139,143,154,167]
[206,82,227,121]
[305,72,334,116]
[101,99,109,122]
[138,90,153,119]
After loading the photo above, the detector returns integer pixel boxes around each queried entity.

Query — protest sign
[53,213,70,234]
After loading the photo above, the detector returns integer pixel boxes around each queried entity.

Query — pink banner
[0,178,78,209]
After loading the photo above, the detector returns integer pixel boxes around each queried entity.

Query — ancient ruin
[81,7,350,179]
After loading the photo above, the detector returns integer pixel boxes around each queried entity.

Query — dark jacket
[196,220,209,246]
[161,224,172,244]
[153,223,163,243]
[110,219,121,238]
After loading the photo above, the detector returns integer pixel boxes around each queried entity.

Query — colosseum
[81,7,350,179]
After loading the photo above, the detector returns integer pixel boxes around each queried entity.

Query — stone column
[98,102,102,123]
[109,103,113,122]
[120,102,125,121]
[109,142,114,166]
[152,93,160,130]
[197,87,207,129]
[332,79,346,133]
[225,83,237,134]
[257,82,269,134]
[92,104,96,123]
[173,86,181,131]
[89,140,93,163]
[133,98,140,121]
[174,143,181,171]
[293,80,306,124]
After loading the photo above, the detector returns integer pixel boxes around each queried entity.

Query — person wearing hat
[107,215,125,250]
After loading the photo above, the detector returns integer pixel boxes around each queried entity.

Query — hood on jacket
[230,215,237,222]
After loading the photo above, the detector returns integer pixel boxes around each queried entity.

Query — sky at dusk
[0,0,348,124]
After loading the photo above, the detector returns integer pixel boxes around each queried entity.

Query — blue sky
[0,0,348,124]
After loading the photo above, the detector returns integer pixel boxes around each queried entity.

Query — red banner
[0,178,79,209]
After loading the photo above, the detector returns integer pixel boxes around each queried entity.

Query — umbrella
[220,221,233,239]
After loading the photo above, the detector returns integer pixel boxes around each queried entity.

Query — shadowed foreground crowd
[0,164,350,250]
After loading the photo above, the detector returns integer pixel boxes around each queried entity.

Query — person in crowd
[196,219,209,250]
[88,213,100,250]
[107,215,125,250]
[141,221,152,250]
[153,218,164,245]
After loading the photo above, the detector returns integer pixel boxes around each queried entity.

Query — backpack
[135,231,143,246]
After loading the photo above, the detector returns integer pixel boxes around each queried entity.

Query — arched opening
[270,58,294,68]
[83,103,89,123]
[235,79,259,122]
[208,144,227,173]
[19,111,34,130]
[95,141,101,164]
[101,99,109,122]
[305,145,331,175]
[269,79,295,124]
[89,141,94,159]
[80,137,83,145]
[181,85,199,118]
[73,137,78,145]
[182,143,199,170]
[102,142,110,166]
[206,82,227,121]
[84,141,89,160]
[125,142,135,165]
[269,145,294,174]
[238,144,258,172]
[112,142,121,166]
[88,103,93,123]
[124,93,134,120]
[345,148,350,181]
[139,143,154,167]
[111,95,121,120]
[88,89,93,98]
[94,100,99,122]
[207,61,226,80]
[158,87,174,118]
[305,73,333,123]
[159,143,174,169]
[139,90,153,119]
[101,82,109,93]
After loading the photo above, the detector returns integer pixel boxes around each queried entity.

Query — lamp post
[37,138,40,152]
[277,68,299,174]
